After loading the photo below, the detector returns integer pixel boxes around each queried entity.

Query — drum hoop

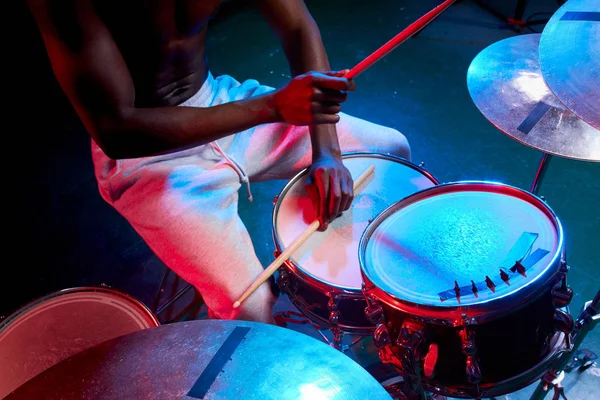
[359,180,565,323]
[272,152,439,293]
[0,286,160,332]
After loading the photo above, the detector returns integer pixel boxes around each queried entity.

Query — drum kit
[1,1,598,399]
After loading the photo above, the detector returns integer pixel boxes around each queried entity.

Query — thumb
[325,69,350,77]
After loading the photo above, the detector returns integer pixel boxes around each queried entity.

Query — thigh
[110,164,275,322]
[244,113,411,181]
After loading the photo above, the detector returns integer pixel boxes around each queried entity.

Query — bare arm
[255,0,350,159]
[256,0,356,229]
[27,0,346,159]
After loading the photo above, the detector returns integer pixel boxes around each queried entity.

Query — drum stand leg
[530,153,552,196]
[529,291,599,400]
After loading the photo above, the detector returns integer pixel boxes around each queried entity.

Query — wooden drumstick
[345,0,456,80]
[233,165,375,309]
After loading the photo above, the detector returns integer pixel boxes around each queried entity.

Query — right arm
[27,0,352,159]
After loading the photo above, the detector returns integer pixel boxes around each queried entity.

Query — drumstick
[233,165,375,309]
[345,0,456,79]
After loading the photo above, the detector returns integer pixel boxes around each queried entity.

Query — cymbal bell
[6,320,393,400]
[540,0,600,130]
[467,34,599,162]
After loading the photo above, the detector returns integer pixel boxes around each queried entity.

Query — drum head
[361,182,561,307]
[0,287,158,398]
[274,153,437,290]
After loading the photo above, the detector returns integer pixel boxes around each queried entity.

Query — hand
[305,154,354,231]
[272,70,356,126]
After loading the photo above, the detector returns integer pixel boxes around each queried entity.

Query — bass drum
[0,286,159,398]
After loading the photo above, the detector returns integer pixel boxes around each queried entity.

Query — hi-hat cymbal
[6,320,392,400]
[540,0,600,130]
[467,34,600,162]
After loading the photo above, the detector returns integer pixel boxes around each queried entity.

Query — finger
[312,74,351,91]
[313,114,341,124]
[315,169,330,230]
[329,173,342,222]
[340,174,354,212]
[324,70,350,77]
[311,102,342,115]
[305,183,320,222]
[312,88,348,103]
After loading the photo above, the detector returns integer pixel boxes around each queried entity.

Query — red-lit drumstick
[345,0,456,80]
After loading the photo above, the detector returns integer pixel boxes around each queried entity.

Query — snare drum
[360,182,570,398]
[0,287,159,398]
[273,152,438,341]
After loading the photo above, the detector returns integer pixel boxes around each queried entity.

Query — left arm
[256,0,355,229]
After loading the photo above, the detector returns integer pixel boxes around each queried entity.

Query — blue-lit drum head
[361,183,560,307]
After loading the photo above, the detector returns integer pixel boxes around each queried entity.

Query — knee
[213,282,277,324]
[233,284,277,324]
[382,128,411,161]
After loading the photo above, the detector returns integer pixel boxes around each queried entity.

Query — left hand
[305,154,354,231]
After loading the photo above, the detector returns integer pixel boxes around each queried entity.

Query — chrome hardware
[277,270,290,292]
[552,285,574,308]
[362,284,384,324]
[554,309,575,333]
[485,275,495,292]
[460,322,482,385]
[500,269,510,284]
[327,292,343,349]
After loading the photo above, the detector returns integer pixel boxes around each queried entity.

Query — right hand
[272,70,356,125]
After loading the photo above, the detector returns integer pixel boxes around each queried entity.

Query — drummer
[27,0,410,323]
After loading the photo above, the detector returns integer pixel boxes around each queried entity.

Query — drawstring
[210,141,253,202]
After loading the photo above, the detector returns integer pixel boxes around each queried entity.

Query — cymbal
[467,34,600,162]
[540,0,600,129]
[6,320,392,400]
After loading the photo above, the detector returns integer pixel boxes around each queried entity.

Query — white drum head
[0,288,158,398]
[275,153,437,290]
[361,183,561,307]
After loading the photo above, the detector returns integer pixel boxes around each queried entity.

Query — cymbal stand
[530,153,552,196]
[529,290,600,400]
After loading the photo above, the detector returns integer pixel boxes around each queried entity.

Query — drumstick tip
[233,300,241,308]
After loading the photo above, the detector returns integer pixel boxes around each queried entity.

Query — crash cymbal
[6,320,392,400]
[467,34,600,162]
[540,0,600,129]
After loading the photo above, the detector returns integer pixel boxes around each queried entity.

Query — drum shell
[359,182,568,398]
[364,277,565,398]
[278,264,373,334]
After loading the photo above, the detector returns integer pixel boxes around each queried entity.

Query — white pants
[91,73,410,322]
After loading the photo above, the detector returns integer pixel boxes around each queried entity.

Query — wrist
[312,145,342,161]
[256,92,282,124]
[311,125,342,161]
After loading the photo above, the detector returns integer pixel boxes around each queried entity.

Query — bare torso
[95,0,222,107]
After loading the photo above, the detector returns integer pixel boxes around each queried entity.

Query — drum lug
[362,283,384,324]
[552,285,574,308]
[277,270,290,292]
[554,309,575,333]
[327,292,343,349]
[272,195,279,205]
[460,316,482,385]
[552,262,573,308]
